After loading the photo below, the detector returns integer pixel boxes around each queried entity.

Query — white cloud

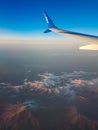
[0,71,98,110]
[70,79,95,87]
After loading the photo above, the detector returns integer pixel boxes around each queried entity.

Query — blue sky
[0,0,98,38]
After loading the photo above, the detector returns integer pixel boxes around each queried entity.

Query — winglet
[43,11,57,33]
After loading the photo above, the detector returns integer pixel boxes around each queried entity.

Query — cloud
[1,72,98,122]
[0,71,98,97]
[70,79,95,87]
[0,71,98,112]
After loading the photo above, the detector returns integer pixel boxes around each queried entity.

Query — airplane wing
[43,11,98,49]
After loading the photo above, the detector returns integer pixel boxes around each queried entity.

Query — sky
[0,0,98,39]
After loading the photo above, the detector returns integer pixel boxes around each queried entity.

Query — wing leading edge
[43,11,98,49]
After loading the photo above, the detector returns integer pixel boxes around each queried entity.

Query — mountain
[0,104,40,130]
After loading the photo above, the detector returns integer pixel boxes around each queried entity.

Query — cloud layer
[1,71,98,129]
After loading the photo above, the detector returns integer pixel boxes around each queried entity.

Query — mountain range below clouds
[0,41,98,130]
[1,70,98,130]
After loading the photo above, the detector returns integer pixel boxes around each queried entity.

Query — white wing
[44,11,98,49]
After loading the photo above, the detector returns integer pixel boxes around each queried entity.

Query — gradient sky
[0,0,98,39]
